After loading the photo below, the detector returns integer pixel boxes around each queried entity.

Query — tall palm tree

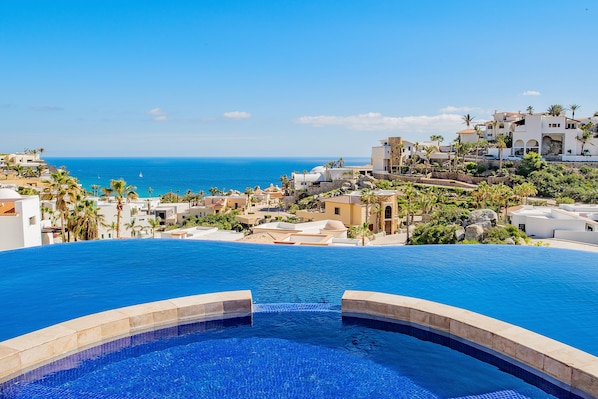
[496,135,507,172]
[401,183,419,244]
[490,183,515,223]
[43,168,81,241]
[244,187,254,213]
[354,222,373,246]
[430,134,444,145]
[569,104,580,119]
[462,114,475,128]
[360,188,378,231]
[125,218,142,238]
[107,179,138,238]
[526,105,534,115]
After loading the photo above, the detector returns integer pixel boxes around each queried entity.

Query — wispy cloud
[30,106,63,111]
[223,111,252,119]
[522,90,541,96]
[296,112,464,133]
[0,104,13,109]
[438,105,477,113]
[146,107,168,121]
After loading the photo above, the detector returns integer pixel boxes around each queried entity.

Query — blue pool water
[1,312,556,399]
[1,241,597,397]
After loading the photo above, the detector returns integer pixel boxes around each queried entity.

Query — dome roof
[310,166,326,173]
[323,220,347,231]
[0,188,22,199]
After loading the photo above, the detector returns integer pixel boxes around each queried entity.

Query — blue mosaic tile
[253,302,340,313]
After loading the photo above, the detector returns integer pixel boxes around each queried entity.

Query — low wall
[342,290,598,398]
[0,290,252,383]
[554,231,598,245]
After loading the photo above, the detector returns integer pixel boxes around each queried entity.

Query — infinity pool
[0,241,597,397]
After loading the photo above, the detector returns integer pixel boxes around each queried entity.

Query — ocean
[45,157,370,196]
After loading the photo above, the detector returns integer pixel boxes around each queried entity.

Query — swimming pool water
[1,240,597,358]
[0,311,559,399]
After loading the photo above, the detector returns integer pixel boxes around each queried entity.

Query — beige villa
[296,190,398,234]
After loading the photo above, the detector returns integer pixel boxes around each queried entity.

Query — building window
[487,125,493,129]
[29,216,36,225]
[384,206,392,219]
[334,207,340,215]
[499,124,504,129]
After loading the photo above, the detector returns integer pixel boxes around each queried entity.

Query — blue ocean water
[45,157,370,196]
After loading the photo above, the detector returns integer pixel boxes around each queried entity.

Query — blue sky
[1,0,597,158]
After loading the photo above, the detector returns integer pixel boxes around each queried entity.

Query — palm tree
[526,105,534,115]
[490,183,515,223]
[337,157,345,168]
[430,134,444,146]
[546,104,564,117]
[42,168,81,241]
[148,217,162,238]
[423,145,437,174]
[401,183,419,243]
[360,188,378,231]
[472,181,492,209]
[125,218,142,238]
[569,104,580,119]
[107,179,138,238]
[244,186,254,213]
[462,114,475,128]
[69,198,104,241]
[209,187,220,196]
[513,182,537,205]
[496,135,507,172]
[353,222,373,246]
[90,184,100,197]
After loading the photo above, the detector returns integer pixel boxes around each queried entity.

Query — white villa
[480,111,598,161]
[509,204,598,245]
[0,188,42,251]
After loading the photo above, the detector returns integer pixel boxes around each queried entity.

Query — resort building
[0,188,42,251]
[509,204,598,245]
[296,190,398,234]
[371,137,416,174]
[481,111,598,161]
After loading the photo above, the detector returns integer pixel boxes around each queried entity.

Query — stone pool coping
[0,290,252,383]
[342,290,598,398]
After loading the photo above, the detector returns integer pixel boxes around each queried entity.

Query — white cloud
[522,90,541,96]
[146,107,168,121]
[296,112,464,133]
[223,111,252,119]
[438,106,477,113]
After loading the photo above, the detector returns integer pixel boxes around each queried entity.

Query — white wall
[0,195,42,251]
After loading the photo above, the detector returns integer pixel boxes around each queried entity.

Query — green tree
[546,104,564,116]
[569,104,580,119]
[107,179,138,239]
[577,122,594,155]
[526,105,534,115]
[360,188,378,231]
[148,217,162,238]
[42,168,82,241]
[462,114,475,128]
[513,182,537,205]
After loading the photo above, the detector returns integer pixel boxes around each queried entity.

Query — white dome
[0,188,22,199]
[310,166,326,173]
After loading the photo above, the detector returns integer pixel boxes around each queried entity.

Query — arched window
[385,206,392,219]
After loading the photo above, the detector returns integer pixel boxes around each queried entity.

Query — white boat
[139,172,143,178]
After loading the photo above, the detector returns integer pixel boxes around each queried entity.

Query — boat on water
[139,172,143,178]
